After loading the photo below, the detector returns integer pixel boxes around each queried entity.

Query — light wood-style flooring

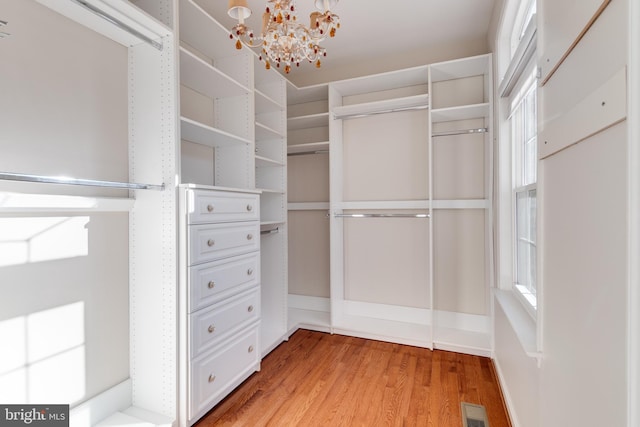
[195,329,511,426]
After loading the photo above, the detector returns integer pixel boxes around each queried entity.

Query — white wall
[492,0,631,426]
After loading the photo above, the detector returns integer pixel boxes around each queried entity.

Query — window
[498,0,538,317]
[510,68,537,311]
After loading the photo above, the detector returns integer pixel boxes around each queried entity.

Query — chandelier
[228,0,340,74]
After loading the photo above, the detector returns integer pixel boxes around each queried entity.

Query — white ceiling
[196,0,498,86]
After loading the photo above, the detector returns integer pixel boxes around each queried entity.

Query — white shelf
[255,156,284,168]
[179,0,242,62]
[180,116,251,148]
[255,89,285,114]
[180,47,250,99]
[287,112,329,130]
[287,83,328,105]
[37,0,169,50]
[257,187,284,194]
[331,65,429,96]
[287,141,330,154]
[261,220,285,227]
[333,94,429,120]
[430,54,491,82]
[255,122,284,140]
[0,192,135,213]
[431,103,490,123]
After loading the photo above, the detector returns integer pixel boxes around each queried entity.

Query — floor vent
[461,402,489,427]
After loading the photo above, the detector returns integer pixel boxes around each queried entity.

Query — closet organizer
[288,54,493,356]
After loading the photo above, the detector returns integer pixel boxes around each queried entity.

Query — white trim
[288,294,331,312]
[70,379,132,427]
[494,290,542,363]
[500,17,537,98]
[628,0,640,424]
[493,356,522,427]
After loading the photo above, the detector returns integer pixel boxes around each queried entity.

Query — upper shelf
[431,103,490,123]
[180,116,251,148]
[430,54,491,83]
[37,0,169,50]
[331,65,429,97]
[255,89,285,114]
[333,94,429,120]
[288,112,330,130]
[180,47,250,99]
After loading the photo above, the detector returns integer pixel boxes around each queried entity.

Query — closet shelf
[179,0,244,63]
[0,191,135,213]
[332,94,429,120]
[255,156,285,168]
[255,122,284,140]
[257,188,284,194]
[287,141,330,154]
[0,171,163,190]
[429,53,491,83]
[37,0,168,51]
[180,116,251,148]
[255,89,285,113]
[287,112,329,130]
[180,47,250,99]
[431,103,490,123]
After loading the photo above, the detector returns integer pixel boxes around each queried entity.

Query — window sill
[494,289,543,365]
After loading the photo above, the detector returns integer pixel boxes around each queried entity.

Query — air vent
[461,402,489,427]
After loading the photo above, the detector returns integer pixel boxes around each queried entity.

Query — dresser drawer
[190,325,260,418]
[189,253,259,312]
[188,190,259,224]
[189,222,259,265]
[190,288,260,357]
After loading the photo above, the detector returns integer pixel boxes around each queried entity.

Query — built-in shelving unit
[178,0,253,190]
[286,82,332,333]
[253,54,289,356]
[428,53,493,356]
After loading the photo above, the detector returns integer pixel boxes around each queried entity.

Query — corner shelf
[287,112,330,130]
[179,47,250,99]
[431,102,490,123]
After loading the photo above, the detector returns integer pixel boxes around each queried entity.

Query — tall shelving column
[253,55,289,355]
[286,83,332,333]
[428,53,493,356]
[329,67,431,348]
[177,0,254,189]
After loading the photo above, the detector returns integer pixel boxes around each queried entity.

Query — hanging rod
[70,0,163,51]
[0,172,164,191]
[432,127,488,137]
[334,104,429,121]
[333,213,430,218]
[287,150,329,157]
[261,227,280,235]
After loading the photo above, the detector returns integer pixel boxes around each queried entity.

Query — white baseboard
[288,294,330,312]
[70,379,131,427]
[492,357,521,427]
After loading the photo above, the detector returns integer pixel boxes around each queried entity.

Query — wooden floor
[196,330,511,427]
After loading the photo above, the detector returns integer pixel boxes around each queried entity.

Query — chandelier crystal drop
[228,0,340,74]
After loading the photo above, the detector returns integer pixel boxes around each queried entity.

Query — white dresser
[179,187,261,425]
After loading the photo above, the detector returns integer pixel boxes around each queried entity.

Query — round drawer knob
[208,281,215,289]
[247,305,254,313]
[207,204,214,212]
[246,204,253,212]
[248,345,254,353]
[207,239,215,247]
[247,268,254,276]
[208,325,215,333]
[247,233,253,241]
[208,374,216,383]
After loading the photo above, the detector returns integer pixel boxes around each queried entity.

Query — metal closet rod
[332,213,431,218]
[0,172,165,191]
[432,127,488,137]
[70,0,163,51]
[333,104,429,120]
[287,150,329,157]
[261,227,280,235]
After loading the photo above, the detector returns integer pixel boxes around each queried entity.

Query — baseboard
[70,379,131,426]
[492,357,520,427]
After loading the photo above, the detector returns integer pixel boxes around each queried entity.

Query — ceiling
[196,0,498,86]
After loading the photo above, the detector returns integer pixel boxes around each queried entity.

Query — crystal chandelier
[228,0,340,74]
